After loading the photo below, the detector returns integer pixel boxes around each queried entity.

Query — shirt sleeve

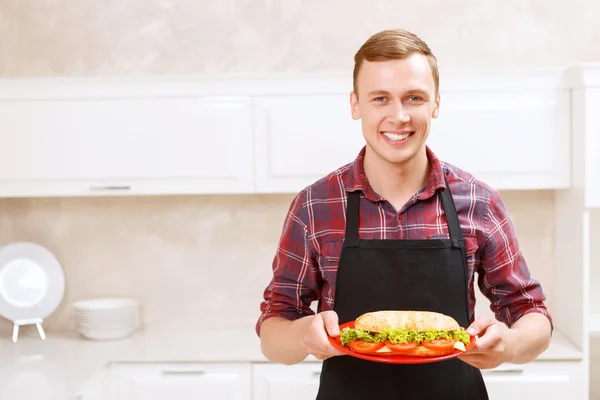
[255,190,321,337]
[477,189,553,330]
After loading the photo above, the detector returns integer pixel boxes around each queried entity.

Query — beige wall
[0,0,598,336]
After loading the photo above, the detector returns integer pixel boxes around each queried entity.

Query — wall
[0,190,556,335]
[0,0,598,337]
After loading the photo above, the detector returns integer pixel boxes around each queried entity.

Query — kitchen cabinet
[252,360,584,400]
[252,362,322,400]
[253,95,365,193]
[254,85,570,193]
[0,69,572,197]
[482,361,585,399]
[0,86,255,197]
[103,362,251,400]
[584,88,600,209]
[570,64,600,209]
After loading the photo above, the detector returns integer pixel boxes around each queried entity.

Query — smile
[382,131,413,142]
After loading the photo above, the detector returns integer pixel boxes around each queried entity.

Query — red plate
[328,321,476,364]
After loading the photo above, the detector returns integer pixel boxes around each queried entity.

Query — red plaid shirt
[256,146,551,336]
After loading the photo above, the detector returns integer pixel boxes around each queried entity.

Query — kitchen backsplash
[0,190,555,335]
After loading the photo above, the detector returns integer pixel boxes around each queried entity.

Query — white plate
[0,242,65,322]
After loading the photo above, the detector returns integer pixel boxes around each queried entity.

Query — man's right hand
[302,310,347,360]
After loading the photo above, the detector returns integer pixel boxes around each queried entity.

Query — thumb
[320,311,340,336]
[466,316,495,336]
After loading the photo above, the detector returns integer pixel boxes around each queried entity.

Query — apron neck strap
[344,191,361,247]
[345,176,463,247]
[440,175,464,248]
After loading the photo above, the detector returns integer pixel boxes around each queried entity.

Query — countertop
[0,327,584,399]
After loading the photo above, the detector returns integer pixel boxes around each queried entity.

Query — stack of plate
[72,297,141,340]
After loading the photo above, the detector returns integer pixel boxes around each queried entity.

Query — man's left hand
[457,316,515,369]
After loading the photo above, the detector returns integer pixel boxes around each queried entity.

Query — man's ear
[350,91,360,120]
[432,91,440,119]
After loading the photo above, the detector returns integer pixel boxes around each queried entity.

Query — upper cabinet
[0,81,255,197]
[254,71,571,193]
[253,94,365,193]
[427,88,570,190]
[0,70,577,198]
[569,64,600,209]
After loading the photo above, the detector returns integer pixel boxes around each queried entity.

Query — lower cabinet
[252,363,322,400]
[77,360,585,400]
[252,360,585,400]
[481,361,585,400]
[104,362,252,400]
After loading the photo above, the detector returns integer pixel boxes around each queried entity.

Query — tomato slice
[384,340,419,354]
[421,338,456,352]
[348,340,385,355]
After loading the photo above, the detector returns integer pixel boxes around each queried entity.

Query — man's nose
[389,103,410,124]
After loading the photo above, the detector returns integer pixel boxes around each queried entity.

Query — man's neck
[363,146,431,211]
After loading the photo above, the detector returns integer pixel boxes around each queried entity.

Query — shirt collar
[343,145,447,202]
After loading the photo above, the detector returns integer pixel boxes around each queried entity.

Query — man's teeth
[383,132,411,141]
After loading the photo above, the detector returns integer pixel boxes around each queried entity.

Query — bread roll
[354,310,461,332]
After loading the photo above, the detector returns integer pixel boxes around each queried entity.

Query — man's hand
[302,311,346,360]
[458,316,515,369]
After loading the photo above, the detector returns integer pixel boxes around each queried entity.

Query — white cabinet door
[253,95,365,193]
[0,95,255,197]
[585,88,600,209]
[482,361,584,400]
[106,362,252,400]
[427,89,570,190]
[252,362,322,400]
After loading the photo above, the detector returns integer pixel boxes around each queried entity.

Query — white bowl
[72,297,139,311]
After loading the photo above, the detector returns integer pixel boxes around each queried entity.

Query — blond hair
[353,29,439,96]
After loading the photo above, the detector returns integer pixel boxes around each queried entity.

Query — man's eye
[374,97,386,102]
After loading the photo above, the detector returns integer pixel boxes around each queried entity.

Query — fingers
[466,315,496,337]
[320,310,340,336]
[458,322,507,369]
[302,311,345,360]
[467,322,503,355]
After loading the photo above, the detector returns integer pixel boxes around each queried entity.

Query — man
[256,28,552,399]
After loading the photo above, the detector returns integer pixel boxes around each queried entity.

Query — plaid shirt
[256,146,551,336]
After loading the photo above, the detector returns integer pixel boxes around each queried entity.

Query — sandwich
[339,310,472,356]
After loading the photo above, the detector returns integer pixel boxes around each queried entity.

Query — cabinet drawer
[253,362,323,400]
[482,361,584,400]
[107,362,252,400]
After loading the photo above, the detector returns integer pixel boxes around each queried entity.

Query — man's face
[350,53,440,168]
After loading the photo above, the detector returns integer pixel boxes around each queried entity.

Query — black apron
[316,179,489,399]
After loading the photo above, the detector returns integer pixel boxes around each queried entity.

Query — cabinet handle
[161,368,207,375]
[89,185,131,191]
[483,365,524,374]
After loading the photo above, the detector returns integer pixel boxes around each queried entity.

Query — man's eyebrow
[365,88,430,97]
[366,89,391,97]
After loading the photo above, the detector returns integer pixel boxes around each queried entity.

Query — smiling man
[257,29,552,399]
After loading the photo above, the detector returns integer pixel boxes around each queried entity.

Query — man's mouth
[381,131,413,142]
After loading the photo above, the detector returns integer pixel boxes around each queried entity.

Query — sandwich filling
[340,326,471,347]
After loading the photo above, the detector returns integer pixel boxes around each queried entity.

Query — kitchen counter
[0,327,584,399]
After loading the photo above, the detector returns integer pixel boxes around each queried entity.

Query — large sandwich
[339,310,471,356]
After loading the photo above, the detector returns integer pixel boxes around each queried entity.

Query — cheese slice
[453,341,466,352]
[376,345,392,353]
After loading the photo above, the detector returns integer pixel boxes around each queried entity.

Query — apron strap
[440,176,464,248]
[344,191,361,247]
[441,175,471,321]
